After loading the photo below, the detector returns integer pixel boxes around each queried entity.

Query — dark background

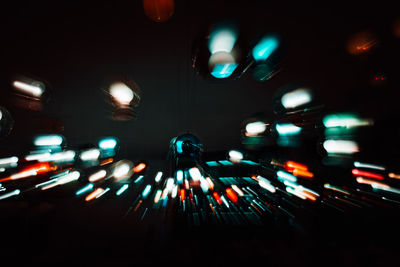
[1,1,399,159]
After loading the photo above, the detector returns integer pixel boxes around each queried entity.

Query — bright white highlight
[12,80,44,97]
[323,140,359,154]
[281,88,312,109]
[109,82,134,105]
[34,135,63,147]
[245,121,266,135]
[208,28,238,54]
[89,169,107,182]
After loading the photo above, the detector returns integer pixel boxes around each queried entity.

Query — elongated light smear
[323,140,359,154]
[96,187,110,199]
[323,113,373,128]
[276,123,302,136]
[0,189,21,201]
[281,88,312,109]
[134,175,144,183]
[189,167,201,181]
[142,185,152,198]
[116,184,129,196]
[12,80,44,97]
[98,137,117,150]
[277,171,297,182]
[354,161,385,171]
[352,169,384,180]
[155,172,163,183]
[88,169,107,182]
[258,177,276,193]
[76,183,94,196]
[85,188,104,202]
[208,27,238,54]
[154,189,162,203]
[252,36,279,61]
[0,156,18,167]
[80,148,100,161]
[245,121,266,135]
[231,185,244,197]
[34,135,63,147]
[176,170,183,184]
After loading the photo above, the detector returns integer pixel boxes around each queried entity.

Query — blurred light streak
[88,169,107,182]
[98,137,117,150]
[109,82,134,105]
[276,123,302,136]
[324,183,351,195]
[228,150,243,163]
[180,189,185,202]
[277,171,297,182]
[352,169,384,180]
[154,171,163,183]
[292,168,314,179]
[34,135,63,147]
[323,140,359,154]
[189,167,201,181]
[208,27,237,54]
[231,185,244,196]
[85,188,104,202]
[323,113,373,128]
[389,172,400,179]
[171,185,178,198]
[281,88,312,109]
[133,163,146,173]
[176,170,183,184]
[226,188,238,203]
[76,183,94,196]
[0,162,53,182]
[372,184,400,195]
[45,150,76,163]
[12,80,44,98]
[166,178,174,192]
[154,189,162,203]
[252,36,279,61]
[286,187,306,200]
[206,177,214,190]
[25,152,51,161]
[354,161,385,171]
[116,184,129,196]
[258,175,276,193]
[356,177,388,188]
[113,161,133,180]
[213,192,222,205]
[199,177,209,193]
[0,189,21,201]
[245,121,266,135]
[134,175,144,183]
[96,187,110,199]
[184,179,190,190]
[100,158,114,166]
[80,148,100,161]
[0,156,18,167]
[142,185,152,198]
[284,161,308,171]
[210,59,238,78]
[220,195,230,208]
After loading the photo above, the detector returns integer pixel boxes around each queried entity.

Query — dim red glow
[226,188,238,203]
[133,163,146,173]
[352,169,384,180]
[284,161,308,171]
[347,30,378,55]
[143,0,174,22]
[213,192,222,205]
[292,168,314,179]
[180,189,185,202]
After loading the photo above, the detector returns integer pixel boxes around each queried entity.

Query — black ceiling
[1,1,399,159]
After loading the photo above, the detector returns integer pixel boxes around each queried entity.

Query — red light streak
[352,169,384,180]
[213,192,222,205]
[226,188,238,203]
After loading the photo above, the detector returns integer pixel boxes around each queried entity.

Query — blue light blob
[252,36,279,61]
